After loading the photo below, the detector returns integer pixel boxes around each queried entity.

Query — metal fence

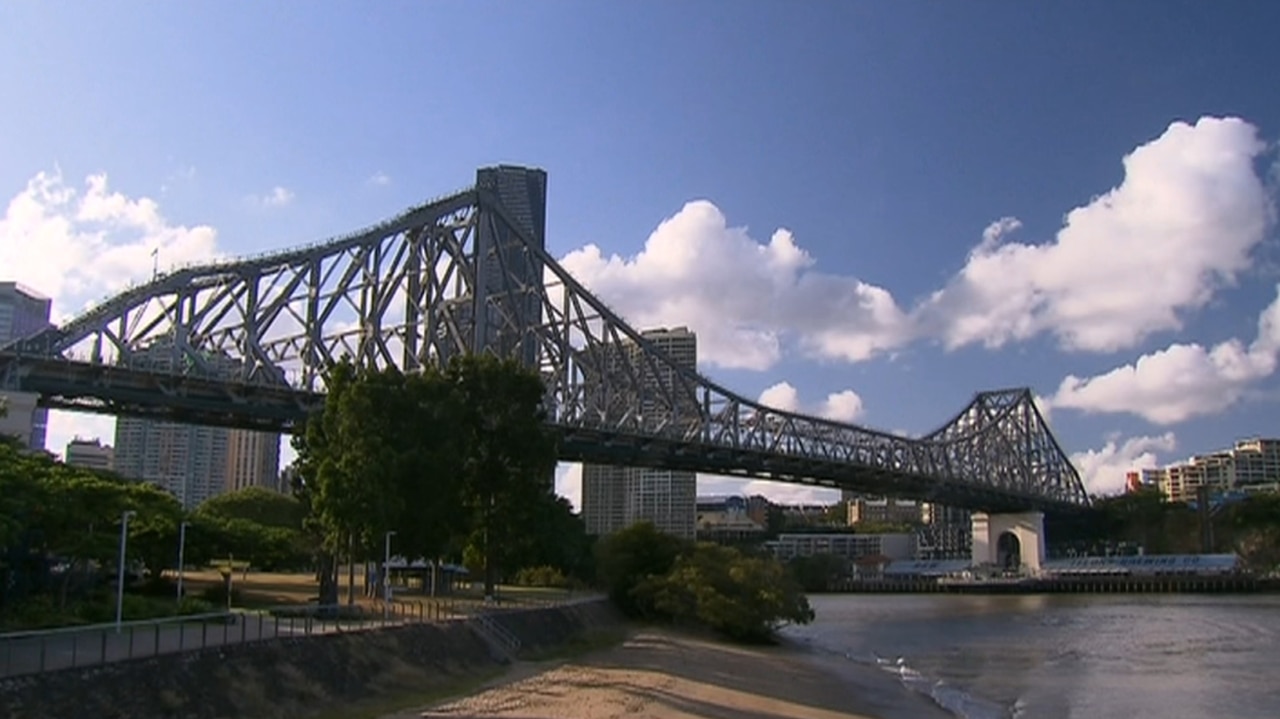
[0,600,433,680]
[0,592,593,680]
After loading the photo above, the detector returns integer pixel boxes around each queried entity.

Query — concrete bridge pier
[971,511,1045,574]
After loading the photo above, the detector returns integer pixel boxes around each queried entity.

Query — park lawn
[176,569,578,612]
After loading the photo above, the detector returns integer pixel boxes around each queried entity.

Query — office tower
[65,437,114,472]
[0,282,53,450]
[580,327,698,539]
[438,165,548,368]
[112,339,281,509]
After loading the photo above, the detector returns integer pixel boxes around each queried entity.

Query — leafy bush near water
[595,522,814,642]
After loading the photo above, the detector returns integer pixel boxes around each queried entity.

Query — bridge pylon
[971,511,1046,574]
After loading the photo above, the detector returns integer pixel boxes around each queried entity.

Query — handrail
[0,611,234,641]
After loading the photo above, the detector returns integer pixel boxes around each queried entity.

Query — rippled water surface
[784,593,1280,719]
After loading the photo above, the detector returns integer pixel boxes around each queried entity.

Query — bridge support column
[971,511,1045,574]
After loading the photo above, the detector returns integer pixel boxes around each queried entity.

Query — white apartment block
[65,437,115,472]
[766,532,917,562]
[581,327,698,540]
[1144,438,1280,503]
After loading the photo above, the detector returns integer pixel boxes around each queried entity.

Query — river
[783,593,1280,719]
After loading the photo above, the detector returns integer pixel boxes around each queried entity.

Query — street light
[176,520,190,602]
[383,531,396,619]
[115,510,137,632]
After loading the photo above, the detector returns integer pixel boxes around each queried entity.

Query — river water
[783,593,1280,719]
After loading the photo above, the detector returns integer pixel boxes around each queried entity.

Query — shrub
[199,583,242,607]
[513,565,570,588]
[595,522,690,618]
[640,543,815,643]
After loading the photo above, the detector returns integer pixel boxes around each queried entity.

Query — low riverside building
[1040,554,1241,578]
[765,532,916,562]
[695,496,765,543]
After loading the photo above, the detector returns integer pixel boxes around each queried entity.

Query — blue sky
[2,2,1279,506]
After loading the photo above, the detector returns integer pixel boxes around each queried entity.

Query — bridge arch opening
[996,531,1021,571]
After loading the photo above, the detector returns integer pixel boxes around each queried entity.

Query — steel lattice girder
[1,166,1090,511]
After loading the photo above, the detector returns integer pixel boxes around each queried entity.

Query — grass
[177,568,581,612]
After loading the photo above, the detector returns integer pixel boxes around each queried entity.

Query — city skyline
[2,4,1280,508]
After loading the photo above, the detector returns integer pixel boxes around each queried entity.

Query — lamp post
[115,510,137,632]
[383,531,396,619]
[176,521,190,602]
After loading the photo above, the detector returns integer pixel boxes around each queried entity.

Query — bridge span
[0,165,1089,514]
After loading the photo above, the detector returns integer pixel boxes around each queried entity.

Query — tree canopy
[595,522,815,642]
[293,354,568,600]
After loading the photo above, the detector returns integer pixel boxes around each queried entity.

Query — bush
[513,565,570,588]
[595,522,690,617]
[0,595,87,630]
[136,575,179,598]
[177,597,217,616]
[640,543,815,643]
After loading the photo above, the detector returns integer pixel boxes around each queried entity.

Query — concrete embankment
[0,599,623,719]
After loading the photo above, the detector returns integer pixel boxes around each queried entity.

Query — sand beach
[382,629,950,719]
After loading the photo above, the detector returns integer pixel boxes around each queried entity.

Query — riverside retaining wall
[0,599,622,719]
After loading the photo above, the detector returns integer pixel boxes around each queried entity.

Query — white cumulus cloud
[696,475,840,505]
[557,116,1274,377]
[1,170,223,456]
[1071,432,1177,496]
[757,381,866,422]
[919,116,1274,353]
[0,170,221,322]
[559,201,910,370]
[367,172,391,187]
[1051,285,1280,424]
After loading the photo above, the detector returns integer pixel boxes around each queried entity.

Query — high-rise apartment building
[113,339,281,509]
[1143,438,1280,503]
[581,327,698,539]
[0,282,52,450]
[226,429,282,494]
[65,437,115,472]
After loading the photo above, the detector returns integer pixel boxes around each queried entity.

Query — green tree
[640,543,815,642]
[595,522,690,617]
[384,367,467,571]
[297,360,410,602]
[196,487,305,530]
[447,355,559,598]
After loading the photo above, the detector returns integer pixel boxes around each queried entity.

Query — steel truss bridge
[0,166,1089,513]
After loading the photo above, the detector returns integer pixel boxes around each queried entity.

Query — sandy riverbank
[382,629,951,719]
